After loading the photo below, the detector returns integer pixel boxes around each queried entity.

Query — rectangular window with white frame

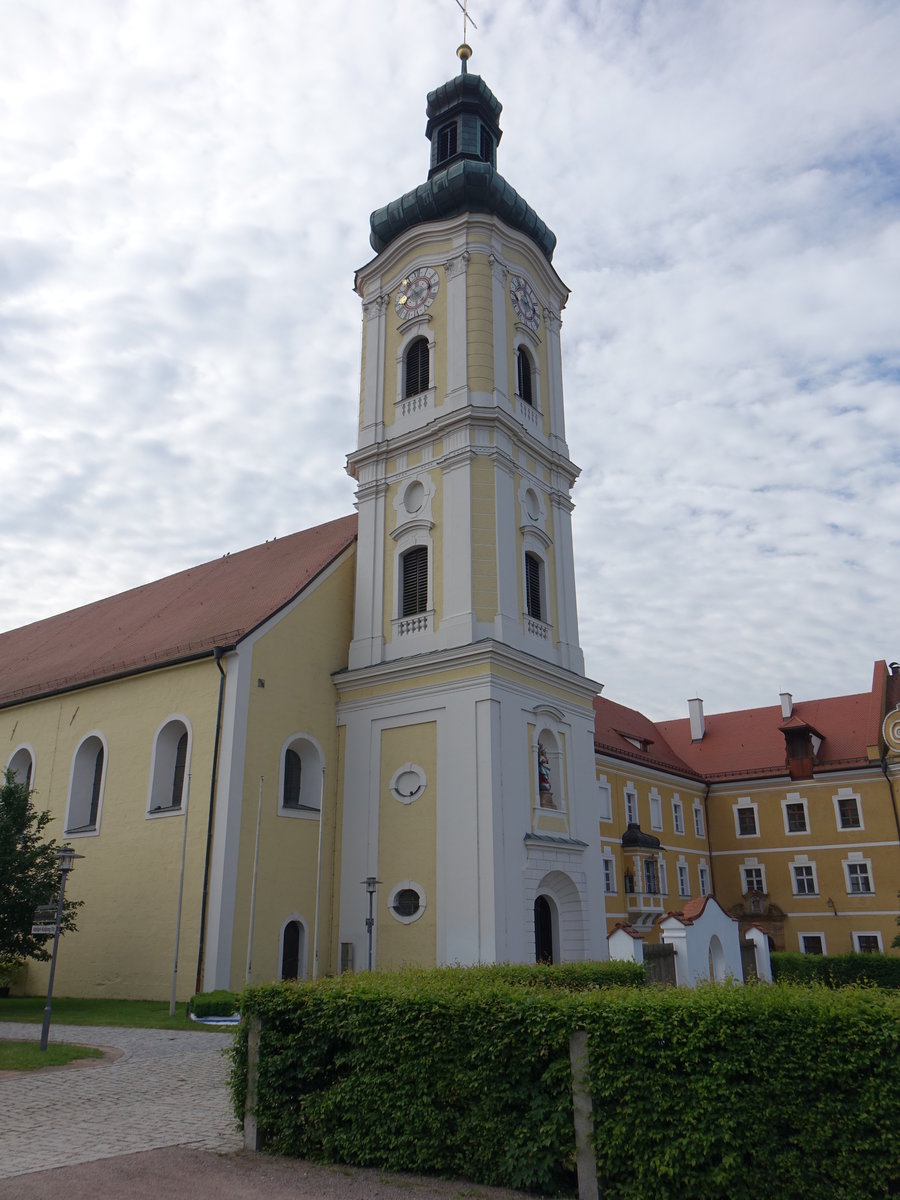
[843,856,873,895]
[698,863,710,895]
[677,862,689,897]
[658,857,668,896]
[853,932,882,954]
[782,794,809,835]
[833,789,863,831]
[649,791,663,830]
[672,798,684,835]
[693,801,704,838]
[742,863,766,894]
[790,859,818,896]
[624,786,638,825]
[734,801,758,838]
[597,779,613,822]
[602,854,617,894]
[800,933,825,955]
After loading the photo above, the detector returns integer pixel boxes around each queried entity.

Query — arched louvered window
[517,347,533,406]
[405,337,429,398]
[480,126,495,164]
[525,552,543,622]
[437,121,458,163]
[401,546,428,617]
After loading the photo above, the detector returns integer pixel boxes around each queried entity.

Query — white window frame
[790,857,819,897]
[677,861,690,898]
[733,800,759,838]
[692,800,705,838]
[277,732,324,818]
[800,932,826,955]
[649,789,663,831]
[852,931,883,954]
[597,778,613,822]
[833,788,864,832]
[64,731,108,838]
[6,744,36,790]
[843,855,874,896]
[658,856,668,896]
[672,797,684,835]
[147,715,191,818]
[741,859,767,894]
[395,325,436,415]
[602,853,617,895]
[624,785,638,825]
[782,793,810,836]
[698,863,710,895]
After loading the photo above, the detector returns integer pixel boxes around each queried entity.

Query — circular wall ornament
[524,487,541,521]
[395,267,440,320]
[389,762,427,804]
[883,708,900,752]
[509,274,540,331]
[403,480,425,515]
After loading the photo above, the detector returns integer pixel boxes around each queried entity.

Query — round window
[394,888,420,918]
[524,487,541,520]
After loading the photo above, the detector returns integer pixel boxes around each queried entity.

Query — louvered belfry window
[525,552,543,621]
[437,121,458,163]
[405,337,429,398]
[402,546,428,616]
[517,347,533,405]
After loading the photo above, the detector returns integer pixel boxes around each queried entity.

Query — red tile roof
[0,515,357,707]
[656,664,886,782]
[593,695,700,779]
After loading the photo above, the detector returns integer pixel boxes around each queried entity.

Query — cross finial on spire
[455,0,476,72]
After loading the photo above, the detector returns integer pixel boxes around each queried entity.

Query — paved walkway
[0,1022,242,1179]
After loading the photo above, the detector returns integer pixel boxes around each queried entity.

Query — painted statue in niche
[538,742,555,807]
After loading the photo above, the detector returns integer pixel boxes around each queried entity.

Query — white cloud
[0,0,897,720]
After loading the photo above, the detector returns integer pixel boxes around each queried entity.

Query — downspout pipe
[195,646,228,995]
[701,781,715,896]
[879,754,900,846]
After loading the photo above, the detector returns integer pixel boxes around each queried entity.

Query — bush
[772,951,900,988]
[231,968,900,1199]
[189,989,239,1017]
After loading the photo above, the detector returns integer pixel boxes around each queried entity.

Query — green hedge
[772,951,900,988]
[231,969,900,1199]
[189,989,239,1017]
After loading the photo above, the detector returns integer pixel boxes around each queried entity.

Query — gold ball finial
[457,42,472,62]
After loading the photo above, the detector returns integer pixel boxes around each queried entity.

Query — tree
[0,770,81,966]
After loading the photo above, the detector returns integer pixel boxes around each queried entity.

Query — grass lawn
[0,1039,105,1070]
[0,996,227,1032]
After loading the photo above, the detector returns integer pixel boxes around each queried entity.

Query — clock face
[395,267,440,319]
[509,274,540,330]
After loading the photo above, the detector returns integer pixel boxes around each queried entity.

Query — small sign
[33,905,57,922]
[32,923,57,936]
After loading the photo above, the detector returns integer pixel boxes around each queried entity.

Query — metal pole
[245,777,264,985]
[312,766,325,979]
[169,773,192,1017]
[39,869,69,1052]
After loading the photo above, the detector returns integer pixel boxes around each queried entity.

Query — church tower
[335,45,606,970]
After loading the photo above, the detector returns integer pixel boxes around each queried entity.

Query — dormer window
[437,121,458,163]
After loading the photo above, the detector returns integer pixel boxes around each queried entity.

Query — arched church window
[281,919,306,980]
[401,545,428,617]
[405,337,429,398]
[148,719,189,814]
[67,735,105,833]
[7,746,34,789]
[525,552,544,622]
[283,748,302,809]
[437,120,457,163]
[516,346,533,406]
[278,735,323,815]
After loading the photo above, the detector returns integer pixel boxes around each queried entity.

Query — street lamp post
[40,845,84,1052]
[363,877,380,971]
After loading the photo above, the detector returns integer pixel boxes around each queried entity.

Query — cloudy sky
[2,0,898,720]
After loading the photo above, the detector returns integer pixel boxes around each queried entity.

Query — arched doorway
[708,933,726,982]
[534,895,555,964]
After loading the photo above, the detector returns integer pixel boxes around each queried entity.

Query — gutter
[195,646,229,995]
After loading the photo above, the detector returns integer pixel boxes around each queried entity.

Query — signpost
[39,847,84,1051]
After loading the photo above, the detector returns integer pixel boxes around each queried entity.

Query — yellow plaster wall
[471,453,499,621]
[3,661,220,999]
[230,554,355,986]
[467,252,494,392]
[376,722,438,969]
